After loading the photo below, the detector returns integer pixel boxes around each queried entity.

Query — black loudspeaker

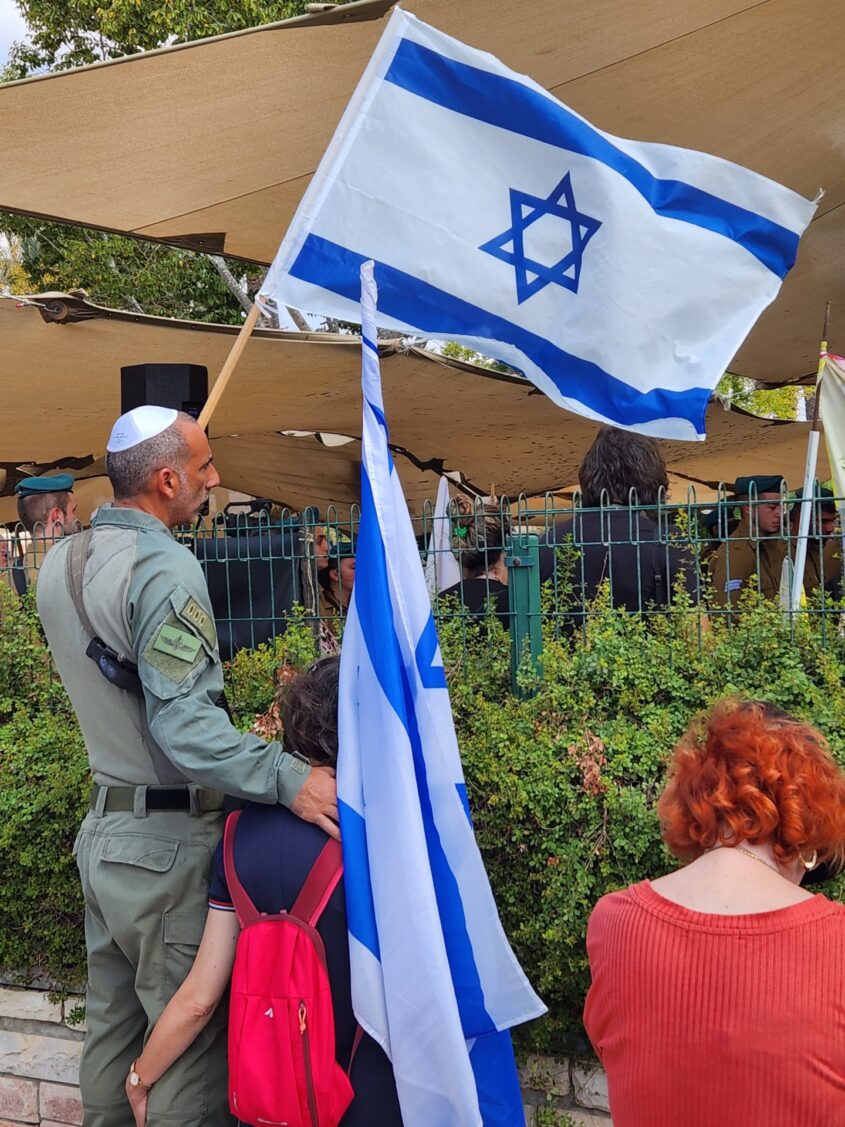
[120,364,208,420]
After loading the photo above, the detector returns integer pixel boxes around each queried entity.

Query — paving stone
[0,987,62,1024]
[519,1053,571,1098]
[567,1112,613,1126]
[572,1063,610,1113]
[0,1032,82,1086]
[0,1076,38,1123]
[40,1082,83,1126]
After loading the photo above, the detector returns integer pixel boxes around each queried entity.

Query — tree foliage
[1,1,350,319]
[2,215,255,323]
[717,372,807,421]
[4,1,315,77]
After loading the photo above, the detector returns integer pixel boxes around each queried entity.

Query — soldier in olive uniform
[36,407,338,1127]
[12,473,79,594]
[789,484,842,598]
[709,475,788,609]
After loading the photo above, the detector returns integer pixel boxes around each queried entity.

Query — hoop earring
[799,850,818,871]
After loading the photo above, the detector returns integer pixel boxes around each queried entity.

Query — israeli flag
[260,9,815,441]
[336,261,545,1127]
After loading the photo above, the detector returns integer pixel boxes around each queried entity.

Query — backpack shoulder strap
[291,838,343,927]
[222,811,261,927]
[65,529,96,638]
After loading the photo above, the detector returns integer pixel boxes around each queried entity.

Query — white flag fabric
[337,261,545,1127]
[261,8,815,441]
[424,475,462,596]
[819,354,845,502]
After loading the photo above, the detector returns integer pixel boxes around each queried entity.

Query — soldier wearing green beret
[36,407,339,1127]
[709,475,789,608]
[789,484,842,598]
[12,473,79,593]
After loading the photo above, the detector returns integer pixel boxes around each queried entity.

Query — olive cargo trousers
[74,804,235,1127]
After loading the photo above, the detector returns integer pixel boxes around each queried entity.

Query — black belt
[90,785,225,814]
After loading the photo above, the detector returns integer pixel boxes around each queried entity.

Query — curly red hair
[658,699,845,869]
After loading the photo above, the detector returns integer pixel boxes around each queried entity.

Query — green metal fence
[3,488,844,692]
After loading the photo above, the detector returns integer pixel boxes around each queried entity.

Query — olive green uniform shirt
[710,531,789,607]
[36,506,308,803]
[710,531,841,608]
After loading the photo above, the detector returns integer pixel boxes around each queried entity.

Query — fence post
[506,531,542,694]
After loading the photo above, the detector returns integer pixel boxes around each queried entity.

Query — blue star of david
[480,172,601,304]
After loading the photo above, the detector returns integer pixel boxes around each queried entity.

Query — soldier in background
[12,473,79,593]
[710,475,788,608]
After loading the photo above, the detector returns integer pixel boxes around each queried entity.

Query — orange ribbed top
[584,881,845,1127]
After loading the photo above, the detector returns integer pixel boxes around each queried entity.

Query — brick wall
[0,987,84,1127]
[0,984,612,1126]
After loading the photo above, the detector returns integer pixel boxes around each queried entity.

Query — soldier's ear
[154,465,180,499]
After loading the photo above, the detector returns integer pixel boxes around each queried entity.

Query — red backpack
[223,811,356,1127]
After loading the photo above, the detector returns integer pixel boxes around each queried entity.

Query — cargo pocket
[163,910,207,995]
[100,834,179,872]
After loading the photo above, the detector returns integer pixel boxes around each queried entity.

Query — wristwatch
[128,1060,151,1091]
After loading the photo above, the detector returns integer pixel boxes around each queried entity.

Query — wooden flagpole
[789,301,831,612]
[197,302,262,430]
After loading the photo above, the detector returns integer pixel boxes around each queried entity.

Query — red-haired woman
[584,700,845,1127]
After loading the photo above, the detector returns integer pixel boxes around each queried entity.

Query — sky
[0,0,26,68]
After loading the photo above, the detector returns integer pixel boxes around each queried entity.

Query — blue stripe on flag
[290,234,711,433]
[338,799,381,959]
[470,1030,527,1126]
[414,614,447,689]
[384,38,800,279]
[354,462,497,1036]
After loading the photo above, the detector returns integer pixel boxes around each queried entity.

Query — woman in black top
[125,659,401,1127]
[440,497,511,625]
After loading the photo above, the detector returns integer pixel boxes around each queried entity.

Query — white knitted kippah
[106,406,179,453]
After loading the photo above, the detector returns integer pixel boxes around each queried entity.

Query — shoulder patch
[153,623,202,663]
[176,595,216,650]
[143,612,208,686]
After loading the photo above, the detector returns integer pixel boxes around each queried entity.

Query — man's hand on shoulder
[290,765,340,840]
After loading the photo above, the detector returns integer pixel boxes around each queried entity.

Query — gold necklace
[709,844,781,875]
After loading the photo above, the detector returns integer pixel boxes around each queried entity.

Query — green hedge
[1,583,843,1053]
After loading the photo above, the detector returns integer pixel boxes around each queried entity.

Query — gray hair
[106,412,194,500]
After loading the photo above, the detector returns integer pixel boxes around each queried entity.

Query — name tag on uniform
[153,623,203,663]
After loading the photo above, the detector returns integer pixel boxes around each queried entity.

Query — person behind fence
[12,473,79,593]
[584,699,845,1127]
[318,539,356,628]
[538,428,699,617]
[35,406,339,1127]
[440,496,511,624]
[788,483,841,599]
[123,657,402,1127]
[709,475,788,607]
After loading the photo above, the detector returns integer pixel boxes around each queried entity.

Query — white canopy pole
[789,302,831,612]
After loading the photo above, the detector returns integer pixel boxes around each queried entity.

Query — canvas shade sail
[0,295,829,513]
[0,0,841,386]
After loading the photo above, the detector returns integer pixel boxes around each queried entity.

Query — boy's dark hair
[280,657,340,767]
[578,427,669,508]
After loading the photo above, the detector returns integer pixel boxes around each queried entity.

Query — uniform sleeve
[130,555,309,808]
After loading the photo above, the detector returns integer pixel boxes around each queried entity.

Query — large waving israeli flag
[336,261,545,1127]
[260,8,815,441]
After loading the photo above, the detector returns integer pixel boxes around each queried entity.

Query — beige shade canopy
[0,294,828,514]
[1,0,842,384]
